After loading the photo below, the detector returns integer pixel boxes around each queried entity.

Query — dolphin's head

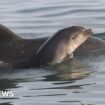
[33,26,93,66]
[60,26,93,54]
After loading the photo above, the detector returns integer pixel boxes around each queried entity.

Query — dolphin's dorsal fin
[0,24,22,44]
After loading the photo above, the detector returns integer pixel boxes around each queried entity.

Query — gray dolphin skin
[30,26,92,67]
[0,24,48,68]
[1,24,105,69]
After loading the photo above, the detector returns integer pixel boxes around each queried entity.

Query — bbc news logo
[0,90,14,97]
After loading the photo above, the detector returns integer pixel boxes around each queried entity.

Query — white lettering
[0,91,14,97]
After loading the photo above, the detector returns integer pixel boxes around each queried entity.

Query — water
[0,0,105,105]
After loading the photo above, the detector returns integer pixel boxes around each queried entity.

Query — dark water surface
[0,0,105,105]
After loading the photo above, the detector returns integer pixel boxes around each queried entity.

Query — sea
[0,0,105,105]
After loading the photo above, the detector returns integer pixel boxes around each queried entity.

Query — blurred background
[0,0,105,38]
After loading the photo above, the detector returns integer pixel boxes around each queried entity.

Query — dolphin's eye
[72,35,77,40]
